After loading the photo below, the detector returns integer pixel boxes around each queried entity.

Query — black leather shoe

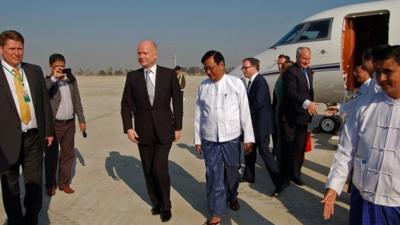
[239,177,255,183]
[229,198,240,211]
[271,183,289,197]
[151,207,161,215]
[291,177,304,186]
[160,210,172,222]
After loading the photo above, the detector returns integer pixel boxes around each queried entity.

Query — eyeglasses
[241,65,255,70]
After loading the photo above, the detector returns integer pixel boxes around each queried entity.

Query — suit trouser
[280,122,307,182]
[138,140,172,212]
[1,129,42,225]
[243,135,283,187]
[45,120,75,189]
[202,137,241,217]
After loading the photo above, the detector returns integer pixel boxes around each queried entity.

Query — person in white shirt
[322,45,400,224]
[326,46,386,116]
[195,50,254,225]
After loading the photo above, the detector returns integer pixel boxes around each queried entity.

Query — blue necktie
[303,69,310,90]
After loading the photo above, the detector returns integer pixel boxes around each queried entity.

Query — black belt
[55,119,74,123]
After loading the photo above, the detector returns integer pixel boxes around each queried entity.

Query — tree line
[73,66,235,76]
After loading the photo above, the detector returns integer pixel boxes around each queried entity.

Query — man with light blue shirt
[44,53,86,196]
[195,50,254,225]
[322,45,400,224]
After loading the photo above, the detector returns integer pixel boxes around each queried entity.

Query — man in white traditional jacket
[194,50,254,225]
[322,45,400,224]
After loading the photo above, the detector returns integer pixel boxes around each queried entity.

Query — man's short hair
[354,64,371,76]
[49,53,65,65]
[0,30,24,46]
[373,45,400,65]
[296,47,311,58]
[278,54,290,62]
[282,61,294,73]
[243,57,260,71]
[201,50,225,65]
[174,65,182,71]
[361,45,390,62]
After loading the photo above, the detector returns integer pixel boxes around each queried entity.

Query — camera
[61,68,72,74]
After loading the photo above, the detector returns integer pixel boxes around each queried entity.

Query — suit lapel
[154,65,163,106]
[307,68,313,92]
[248,75,258,98]
[296,65,311,93]
[140,68,152,107]
[22,63,37,108]
[0,62,19,114]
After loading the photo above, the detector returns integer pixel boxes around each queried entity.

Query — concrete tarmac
[1,76,350,225]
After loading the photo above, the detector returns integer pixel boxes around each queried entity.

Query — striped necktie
[13,68,31,124]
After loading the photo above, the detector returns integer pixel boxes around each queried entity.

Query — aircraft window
[298,20,331,41]
[273,24,304,46]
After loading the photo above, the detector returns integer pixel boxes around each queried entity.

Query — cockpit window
[273,24,304,46]
[271,18,332,47]
[298,19,331,41]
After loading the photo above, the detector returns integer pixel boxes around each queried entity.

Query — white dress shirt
[145,64,157,87]
[194,74,255,144]
[2,60,37,132]
[130,64,157,128]
[326,91,400,206]
[247,72,258,91]
[338,77,381,113]
[50,76,74,120]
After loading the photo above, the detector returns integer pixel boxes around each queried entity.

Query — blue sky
[1,0,373,72]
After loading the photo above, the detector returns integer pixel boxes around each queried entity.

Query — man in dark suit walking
[121,40,183,223]
[0,30,54,225]
[240,57,287,196]
[280,47,318,186]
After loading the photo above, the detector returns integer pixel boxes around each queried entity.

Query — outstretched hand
[321,188,337,220]
[325,106,339,116]
[307,102,319,116]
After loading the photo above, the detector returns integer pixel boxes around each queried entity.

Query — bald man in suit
[280,47,318,186]
[121,40,183,223]
[0,30,54,225]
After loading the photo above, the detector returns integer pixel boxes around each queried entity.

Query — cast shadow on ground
[176,143,202,159]
[104,151,273,224]
[244,156,349,225]
[71,148,85,181]
[312,133,339,151]
[38,148,86,225]
[105,151,151,207]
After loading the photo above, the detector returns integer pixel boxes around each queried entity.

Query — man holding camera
[44,53,86,195]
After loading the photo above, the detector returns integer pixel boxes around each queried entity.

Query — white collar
[144,64,157,74]
[248,72,259,82]
[1,60,22,72]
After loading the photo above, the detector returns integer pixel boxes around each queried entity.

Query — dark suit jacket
[121,65,183,144]
[0,145,9,173]
[248,74,273,141]
[281,63,314,125]
[0,62,54,165]
[45,74,86,123]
